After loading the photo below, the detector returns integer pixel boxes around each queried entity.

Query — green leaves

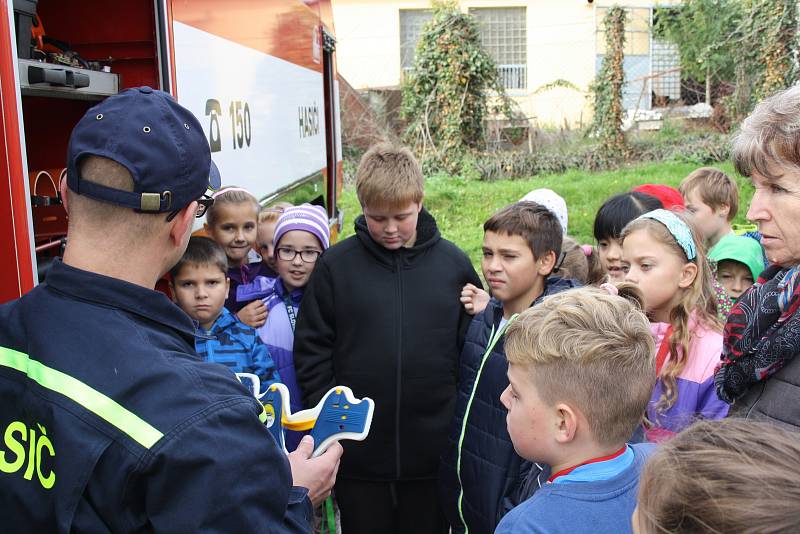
[656,0,798,121]
[655,1,742,84]
[400,1,513,174]
[590,7,627,160]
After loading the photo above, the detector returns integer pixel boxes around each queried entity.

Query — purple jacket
[225,260,277,314]
[646,317,728,441]
[257,279,305,451]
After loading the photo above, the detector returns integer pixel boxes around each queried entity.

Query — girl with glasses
[257,203,330,452]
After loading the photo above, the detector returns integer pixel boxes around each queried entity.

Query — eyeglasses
[276,247,321,263]
[166,194,215,222]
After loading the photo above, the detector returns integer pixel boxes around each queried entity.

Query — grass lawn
[336,160,753,273]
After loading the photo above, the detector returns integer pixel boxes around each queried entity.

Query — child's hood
[709,234,766,281]
[484,275,580,328]
[353,206,441,267]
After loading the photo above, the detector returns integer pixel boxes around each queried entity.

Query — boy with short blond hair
[355,143,424,209]
[294,143,481,534]
[679,167,739,250]
[495,286,656,534]
[440,201,578,534]
[171,237,278,393]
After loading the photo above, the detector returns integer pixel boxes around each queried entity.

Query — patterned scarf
[712,273,734,320]
[715,264,800,403]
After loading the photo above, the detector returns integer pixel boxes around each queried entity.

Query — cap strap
[71,174,171,212]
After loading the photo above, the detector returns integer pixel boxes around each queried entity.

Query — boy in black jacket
[439,202,578,534]
[294,143,481,534]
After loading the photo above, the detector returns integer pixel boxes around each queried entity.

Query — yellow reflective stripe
[258,407,267,424]
[0,347,163,449]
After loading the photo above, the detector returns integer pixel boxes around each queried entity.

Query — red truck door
[0,0,36,302]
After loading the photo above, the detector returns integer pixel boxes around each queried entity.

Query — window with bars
[651,39,681,102]
[399,9,433,72]
[469,7,527,90]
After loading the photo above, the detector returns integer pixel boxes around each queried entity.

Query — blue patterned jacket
[196,307,279,394]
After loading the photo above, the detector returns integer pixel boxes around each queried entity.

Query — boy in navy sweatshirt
[496,286,656,534]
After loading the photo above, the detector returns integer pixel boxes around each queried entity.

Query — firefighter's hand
[461,283,490,315]
[237,300,267,328]
[288,435,343,507]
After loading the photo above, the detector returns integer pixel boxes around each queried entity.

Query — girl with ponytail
[620,210,728,441]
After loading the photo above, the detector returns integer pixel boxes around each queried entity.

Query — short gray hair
[733,84,800,179]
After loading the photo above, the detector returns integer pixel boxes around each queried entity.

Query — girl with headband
[204,186,270,328]
[619,209,728,441]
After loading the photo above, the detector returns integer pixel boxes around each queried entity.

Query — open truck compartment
[1,0,341,302]
[16,1,160,277]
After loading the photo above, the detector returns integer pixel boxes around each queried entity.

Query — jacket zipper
[455,313,518,533]
[395,254,403,479]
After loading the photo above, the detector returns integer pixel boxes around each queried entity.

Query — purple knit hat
[273,203,330,250]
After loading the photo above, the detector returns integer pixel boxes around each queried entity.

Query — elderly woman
[715,86,800,429]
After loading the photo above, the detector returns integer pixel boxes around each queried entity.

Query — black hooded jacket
[294,208,481,481]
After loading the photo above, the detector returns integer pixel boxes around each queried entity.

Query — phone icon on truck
[205,98,222,153]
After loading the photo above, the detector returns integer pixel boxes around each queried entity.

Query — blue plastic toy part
[308,386,374,458]
[235,374,374,457]
[260,382,289,451]
[236,373,260,397]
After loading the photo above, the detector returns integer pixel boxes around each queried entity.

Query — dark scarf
[715,264,800,403]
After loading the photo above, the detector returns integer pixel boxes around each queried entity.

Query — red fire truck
[0,0,342,304]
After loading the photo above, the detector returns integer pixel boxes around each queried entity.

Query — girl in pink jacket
[621,209,728,441]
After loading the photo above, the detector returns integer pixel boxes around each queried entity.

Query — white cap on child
[520,189,568,236]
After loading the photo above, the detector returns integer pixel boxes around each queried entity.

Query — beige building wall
[333,0,680,127]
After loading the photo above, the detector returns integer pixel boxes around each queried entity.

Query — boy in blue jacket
[496,286,656,534]
[171,236,278,393]
[440,201,578,534]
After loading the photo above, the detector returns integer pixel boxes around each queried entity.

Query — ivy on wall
[753,0,798,101]
[400,0,511,174]
[589,6,627,160]
[657,0,798,124]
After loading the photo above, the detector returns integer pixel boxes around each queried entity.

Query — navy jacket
[294,208,481,481]
[439,277,578,534]
[0,260,311,532]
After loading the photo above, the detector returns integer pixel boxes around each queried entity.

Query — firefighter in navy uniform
[0,87,342,532]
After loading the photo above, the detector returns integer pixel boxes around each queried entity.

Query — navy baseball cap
[66,86,221,213]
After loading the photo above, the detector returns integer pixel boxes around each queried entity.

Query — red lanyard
[547,446,627,483]
[655,325,673,377]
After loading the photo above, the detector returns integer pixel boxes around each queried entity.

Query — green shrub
[472,130,729,181]
[401,0,511,174]
[589,7,627,159]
